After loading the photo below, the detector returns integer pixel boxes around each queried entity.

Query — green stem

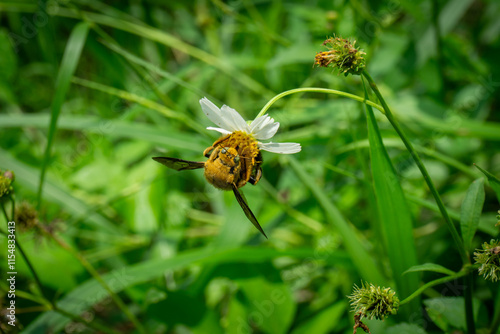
[464,273,476,334]
[41,227,146,334]
[1,202,117,333]
[400,267,471,305]
[491,289,500,334]
[255,87,384,119]
[53,305,119,334]
[1,202,9,222]
[361,70,468,265]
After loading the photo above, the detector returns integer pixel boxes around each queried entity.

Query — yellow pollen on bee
[224,131,260,158]
[203,131,261,191]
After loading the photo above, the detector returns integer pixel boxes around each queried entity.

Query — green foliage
[460,178,485,253]
[0,1,499,333]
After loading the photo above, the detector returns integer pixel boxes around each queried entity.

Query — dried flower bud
[15,201,39,231]
[348,282,399,321]
[315,36,366,76]
[474,239,500,282]
[0,169,15,198]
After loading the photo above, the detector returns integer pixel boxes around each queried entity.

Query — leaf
[290,302,346,334]
[37,22,89,206]
[424,297,480,331]
[23,247,340,333]
[474,164,500,203]
[460,178,485,252]
[237,276,295,334]
[363,83,420,316]
[287,156,386,285]
[386,323,428,334]
[0,149,121,234]
[404,263,456,276]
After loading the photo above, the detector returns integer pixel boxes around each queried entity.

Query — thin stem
[52,305,119,334]
[2,200,46,301]
[400,268,470,305]
[10,196,15,223]
[39,226,147,334]
[2,202,117,333]
[361,70,469,265]
[255,87,384,119]
[464,273,476,334]
[13,236,46,298]
[491,289,500,334]
[1,202,9,221]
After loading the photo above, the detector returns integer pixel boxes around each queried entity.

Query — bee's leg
[203,146,214,158]
[249,152,263,185]
[249,167,262,185]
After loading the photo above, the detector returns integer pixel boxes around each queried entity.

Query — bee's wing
[231,183,268,239]
[152,157,205,171]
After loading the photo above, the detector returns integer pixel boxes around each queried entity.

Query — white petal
[249,115,269,133]
[258,142,302,154]
[254,121,279,140]
[206,127,232,135]
[220,105,249,133]
[250,115,273,133]
[250,115,280,140]
[199,97,232,131]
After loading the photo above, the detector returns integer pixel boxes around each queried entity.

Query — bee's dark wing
[231,183,268,239]
[152,157,205,171]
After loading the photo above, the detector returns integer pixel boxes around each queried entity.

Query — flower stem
[39,226,147,334]
[1,200,45,298]
[361,70,468,265]
[464,273,476,334]
[52,305,120,334]
[399,266,473,305]
[255,87,384,119]
[2,202,117,334]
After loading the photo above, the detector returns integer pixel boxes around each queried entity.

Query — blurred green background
[0,0,499,333]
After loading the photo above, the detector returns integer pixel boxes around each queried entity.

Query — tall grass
[0,1,499,333]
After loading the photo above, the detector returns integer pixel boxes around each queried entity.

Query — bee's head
[219,147,240,165]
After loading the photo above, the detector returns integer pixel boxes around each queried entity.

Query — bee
[153,131,267,238]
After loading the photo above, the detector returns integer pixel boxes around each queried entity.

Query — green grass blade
[474,164,500,203]
[97,41,220,104]
[364,85,420,316]
[37,22,89,208]
[0,114,206,152]
[71,77,206,134]
[0,148,120,234]
[55,8,275,99]
[460,178,485,253]
[287,156,386,285]
[23,247,346,333]
[404,263,457,276]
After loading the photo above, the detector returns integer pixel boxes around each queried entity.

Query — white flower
[199,97,301,154]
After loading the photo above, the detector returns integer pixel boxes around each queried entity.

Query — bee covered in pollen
[153,97,301,238]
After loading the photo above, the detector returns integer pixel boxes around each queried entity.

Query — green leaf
[287,156,386,285]
[0,113,206,152]
[23,247,340,333]
[0,149,121,234]
[237,276,295,334]
[364,84,420,316]
[37,22,89,207]
[290,302,346,334]
[474,164,500,203]
[386,323,428,334]
[460,178,485,252]
[424,297,480,331]
[404,263,456,276]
